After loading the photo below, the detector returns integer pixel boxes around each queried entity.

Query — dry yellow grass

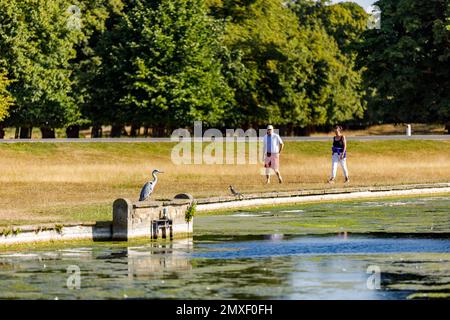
[0,140,449,225]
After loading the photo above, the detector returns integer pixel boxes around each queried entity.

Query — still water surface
[0,196,449,299]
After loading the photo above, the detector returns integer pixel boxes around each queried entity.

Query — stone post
[112,198,132,240]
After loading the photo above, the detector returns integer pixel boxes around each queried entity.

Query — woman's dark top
[333,136,345,149]
[332,136,346,157]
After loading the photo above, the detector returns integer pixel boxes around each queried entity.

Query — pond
[0,196,449,299]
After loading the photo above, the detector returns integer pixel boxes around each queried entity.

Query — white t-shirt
[263,133,283,154]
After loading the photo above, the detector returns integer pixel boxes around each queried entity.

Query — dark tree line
[0,0,448,138]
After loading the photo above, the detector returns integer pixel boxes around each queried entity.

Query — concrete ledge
[0,195,195,246]
[112,197,193,241]
[196,183,450,212]
[0,222,112,245]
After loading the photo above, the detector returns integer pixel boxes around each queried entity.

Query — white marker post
[406,124,412,136]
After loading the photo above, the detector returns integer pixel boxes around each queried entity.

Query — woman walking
[328,126,350,184]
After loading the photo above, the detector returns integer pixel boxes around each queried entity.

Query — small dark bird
[229,185,244,200]
[139,169,164,201]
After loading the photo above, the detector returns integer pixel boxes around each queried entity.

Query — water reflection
[193,236,450,259]
[0,235,448,299]
[264,234,284,241]
[127,239,192,279]
[288,256,381,300]
[337,231,348,239]
[0,196,449,299]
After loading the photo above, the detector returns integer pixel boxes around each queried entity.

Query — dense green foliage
[92,0,233,132]
[210,0,366,132]
[185,202,196,223]
[69,0,125,127]
[359,0,450,124]
[0,0,82,136]
[0,0,447,137]
[0,72,13,121]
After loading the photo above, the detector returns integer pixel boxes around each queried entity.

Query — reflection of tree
[367,5,381,30]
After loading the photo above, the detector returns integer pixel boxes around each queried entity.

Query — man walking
[263,125,284,184]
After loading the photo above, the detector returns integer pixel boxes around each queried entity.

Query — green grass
[32,203,111,224]
[0,139,446,154]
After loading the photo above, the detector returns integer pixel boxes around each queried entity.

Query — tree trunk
[296,126,314,136]
[19,126,32,139]
[66,125,80,138]
[14,127,19,139]
[0,124,4,139]
[40,127,56,139]
[154,126,167,137]
[143,126,149,137]
[110,125,124,137]
[283,124,295,136]
[130,124,140,137]
[446,123,450,134]
[91,125,102,138]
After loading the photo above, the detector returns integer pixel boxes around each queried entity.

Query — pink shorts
[264,153,280,170]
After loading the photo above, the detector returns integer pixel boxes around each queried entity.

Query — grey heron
[139,169,164,201]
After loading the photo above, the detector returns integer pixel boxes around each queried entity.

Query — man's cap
[267,125,274,130]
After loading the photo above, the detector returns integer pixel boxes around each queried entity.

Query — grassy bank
[0,140,449,226]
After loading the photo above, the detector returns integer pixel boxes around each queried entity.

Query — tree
[300,25,365,130]
[68,0,126,137]
[210,0,313,130]
[288,0,367,131]
[85,0,136,137]
[0,72,13,122]
[0,71,13,138]
[358,0,450,127]
[212,0,365,133]
[92,0,233,136]
[290,0,368,55]
[0,0,82,138]
[322,1,368,55]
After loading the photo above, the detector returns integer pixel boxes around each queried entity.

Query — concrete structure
[112,197,194,241]
[196,183,450,212]
[0,195,194,245]
[0,222,112,245]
